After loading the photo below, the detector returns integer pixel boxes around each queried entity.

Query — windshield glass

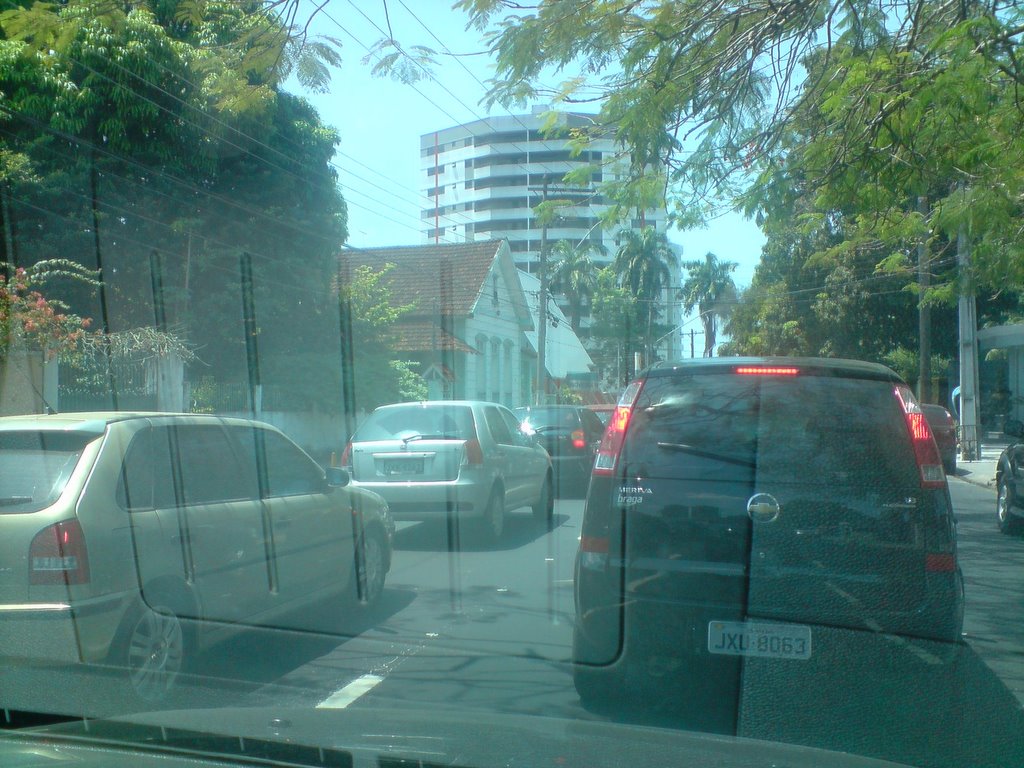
[0,2,1021,768]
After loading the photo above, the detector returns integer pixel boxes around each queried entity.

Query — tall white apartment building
[419,107,682,362]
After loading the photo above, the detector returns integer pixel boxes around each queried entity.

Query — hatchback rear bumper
[0,593,130,665]
[351,477,492,521]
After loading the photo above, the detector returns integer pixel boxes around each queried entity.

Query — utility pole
[690,328,695,358]
[917,196,931,403]
[536,178,549,405]
[957,194,980,461]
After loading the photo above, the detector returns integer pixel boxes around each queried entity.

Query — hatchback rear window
[0,431,98,513]
[354,405,475,441]
[622,373,916,485]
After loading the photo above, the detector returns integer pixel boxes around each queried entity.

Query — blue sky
[290,1,766,291]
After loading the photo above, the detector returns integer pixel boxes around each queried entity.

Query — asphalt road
[5,481,1024,767]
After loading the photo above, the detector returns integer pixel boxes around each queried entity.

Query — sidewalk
[951,434,1008,490]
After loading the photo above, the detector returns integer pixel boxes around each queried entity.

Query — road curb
[952,474,994,490]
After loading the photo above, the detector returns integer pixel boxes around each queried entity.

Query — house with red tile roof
[338,240,543,405]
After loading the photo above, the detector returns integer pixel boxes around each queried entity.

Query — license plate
[707,621,812,660]
[383,459,423,475]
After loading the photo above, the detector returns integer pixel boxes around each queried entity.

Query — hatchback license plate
[383,459,423,475]
[707,621,811,660]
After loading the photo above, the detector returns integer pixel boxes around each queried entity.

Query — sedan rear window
[0,431,97,513]
[354,405,475,441]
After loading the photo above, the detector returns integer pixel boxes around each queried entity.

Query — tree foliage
[549,239,601,334]
[0,0,350,405]
[0,260,94,359]
[337,263,426,411]
[458,0,1024,365]
[680,252,737,357]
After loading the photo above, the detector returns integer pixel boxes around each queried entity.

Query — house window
[475,334,488,400]
[491,338,501,402]
[504,341,514,404]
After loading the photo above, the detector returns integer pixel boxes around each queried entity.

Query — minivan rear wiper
[656,442,756,469]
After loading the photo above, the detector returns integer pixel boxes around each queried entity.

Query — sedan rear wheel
[998,479,1021,534]
[533,474,554,527]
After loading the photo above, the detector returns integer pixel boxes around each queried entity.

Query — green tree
[612,228,674,372]
[680,252,737,357]
[0,1,350,401]
[457,0,1024,366]
[548,239,600,334]
[589,266,640,388]
[337,264,426,411]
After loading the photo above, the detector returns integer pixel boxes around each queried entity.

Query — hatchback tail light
[29,519,90,586]
[593,380,644,476]
[463,421,484,466]
[339,442,352,470]
[895,386,946,488]
[571,429,586,450]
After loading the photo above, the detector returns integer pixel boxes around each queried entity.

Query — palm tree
[612,228,674,374]
[549,240,601,333]
[680,251,738,357]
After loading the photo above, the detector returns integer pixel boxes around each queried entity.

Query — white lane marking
[316,673,385,709]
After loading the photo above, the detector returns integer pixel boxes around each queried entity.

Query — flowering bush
[0,266,91,359]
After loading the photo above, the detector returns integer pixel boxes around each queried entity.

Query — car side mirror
[1005,419,1024,438]
[326,467,350,487]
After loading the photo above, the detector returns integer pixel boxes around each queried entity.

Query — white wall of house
[462,257,527,407]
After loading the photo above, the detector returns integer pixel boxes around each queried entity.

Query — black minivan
[573,358,964,729]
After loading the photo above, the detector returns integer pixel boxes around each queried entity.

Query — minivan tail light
[339,442,352,469]
[895,386,945,489]
[29,519,90,585]
[925,553,957,573]
[735,366,800,376]
[579,535,610,570]
[571,429,586,450]
[593,380,644,476]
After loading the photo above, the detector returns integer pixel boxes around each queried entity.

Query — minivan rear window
[622,373,916,485]
[0,431,97,513]
[354,405,475,441]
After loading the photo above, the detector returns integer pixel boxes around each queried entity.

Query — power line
[106,40,480,231]
[59,50,464,241]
